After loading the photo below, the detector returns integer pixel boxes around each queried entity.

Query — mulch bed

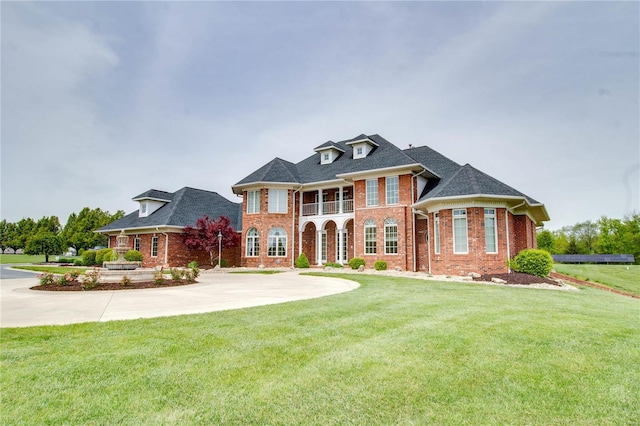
[31,280,197,291]
[473,272,561,286]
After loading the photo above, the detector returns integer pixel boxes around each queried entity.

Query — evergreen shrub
[374,260,388,271]
[348,258,365,270]
[124,250,143,262]
[511,249,553,277]
[295,253,310,268]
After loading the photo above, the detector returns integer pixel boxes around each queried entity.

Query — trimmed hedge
[124,250,143,262]
[511,249,553,277]
[348,258,365,270]
[82,250,97,266]
[96,248,114,265]
[295,253,310,268]
[374,260,388,271]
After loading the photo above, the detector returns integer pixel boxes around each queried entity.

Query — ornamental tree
[183,215,240,266]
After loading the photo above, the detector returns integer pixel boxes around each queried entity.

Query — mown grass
[0,254,45,264]
[229,270,283,274]
[12,265,90,275]
[2,274,638,424]
[554,264,640,297]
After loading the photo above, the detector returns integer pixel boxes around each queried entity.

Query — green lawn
[0,253,46,264]
[12,265,89,275]
[554,264,640,297]
[2,274,638,424]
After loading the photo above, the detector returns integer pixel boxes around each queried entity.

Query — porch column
[317,189,323,215]
[339,186,344,214]
[316,230,323,266]
[338,228,345,264]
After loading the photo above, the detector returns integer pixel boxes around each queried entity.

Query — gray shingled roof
[233,134,420,191]
[98,187,242,233]
[132,189,174,201]
[314,141,345,152]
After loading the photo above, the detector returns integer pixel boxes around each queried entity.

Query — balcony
[302,199,354,216]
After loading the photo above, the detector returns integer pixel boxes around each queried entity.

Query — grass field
[0,254,46,264]
[11,265,89,275]
[2,274,638,424]
[554,264,640,297]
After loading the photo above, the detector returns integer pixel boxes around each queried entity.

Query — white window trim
[385,176,399,205]
[151,236,159,257]
[366,179,378,206]
[247,190,260,214]
[485,208,498,254]
[267,227,287,257]
[268,189,288,214]
[384,218,398,255]
[364,219,377,254]
[246,228,259,257]
[453,209,468,254]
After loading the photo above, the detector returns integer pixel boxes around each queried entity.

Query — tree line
[537,213,640,263]
[0,208,124,262]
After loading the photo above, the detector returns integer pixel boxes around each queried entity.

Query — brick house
[232,134,549,275]
[98,187,242,268]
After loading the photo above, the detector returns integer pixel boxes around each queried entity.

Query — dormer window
[133,189,172,218]
[140,203,147,214]
[315,142,345,165]
[346,136,379,159]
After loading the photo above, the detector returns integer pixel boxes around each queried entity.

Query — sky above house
[1,1,638,230]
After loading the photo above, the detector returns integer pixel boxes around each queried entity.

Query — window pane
[453,209,468,253]
[485,209,497,253]
[268,189,287,213]
[364,219,376,254]
[246,228,259,257]
[267,228,287,257]
[248,190,260,214]
[386,176,399,204]
[366,179,378,206]
[151,237,158,257]
[385,218,398,254]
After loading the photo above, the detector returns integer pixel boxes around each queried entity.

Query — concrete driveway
[0,271,359,328]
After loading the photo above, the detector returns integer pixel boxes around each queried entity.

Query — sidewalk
[0,271,359,328]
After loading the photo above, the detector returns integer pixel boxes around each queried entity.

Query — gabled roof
[232,134,421,192]
[132,189,173,202]
[314,141,345,153]
[98,187,242,233]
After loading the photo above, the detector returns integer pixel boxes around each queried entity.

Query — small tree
[183,215,240,266]
[295,253,310,268]
[24,231,64,262]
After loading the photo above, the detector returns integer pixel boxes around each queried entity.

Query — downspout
[411,175,416,272]
[292,186,303,268]
[505,200,526,272]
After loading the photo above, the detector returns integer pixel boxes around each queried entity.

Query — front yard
[1,274,638,424]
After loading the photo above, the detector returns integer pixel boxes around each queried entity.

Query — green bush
[511,249,553,277]
[96,248,114,265]
[73,259,84,266]
[169,268,185,282]
[295,253,310,268]
[348,258,365,270]
[56,257,75,263]
[188,261,200,278]
[124,250,143,262]
[374,260,388,271]
[323,262,343,268]
[82,250,97,266]
[213,258,228,268]
[38,272,55,286]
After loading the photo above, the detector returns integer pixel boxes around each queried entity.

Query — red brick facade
[237,173,540,274]
[109,231,241,269]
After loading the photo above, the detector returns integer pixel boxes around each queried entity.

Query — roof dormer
[346,137,378,159]
[132,189,172,218]
[314,141,345,165]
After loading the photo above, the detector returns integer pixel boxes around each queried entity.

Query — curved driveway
[0,271,359,328]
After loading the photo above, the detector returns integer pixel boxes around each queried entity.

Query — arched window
[267,227,287,257]
[364,219,376,254]
[385,218,398,254]
[246,228,259,257]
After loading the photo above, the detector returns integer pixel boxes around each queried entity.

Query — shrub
[374,260,388,271]
[82,269,101,290]
[184,269,195,283]
[73,259,84,267]
[153,269,165,285]
[348,258,365,270]
[124,250,143,262]
[82,250,97,266]
[169,268,185,282]
[120,275,132,287]
[214,258,228,268]
[96,248,114,265]
[68,270,81,280]
[188,261,200,278]
[38,272,55,286]
[56,257,75,263]
[56,273,75,286]
[295,253,310,268]
[511,249,553,278]
[324,262,343,268]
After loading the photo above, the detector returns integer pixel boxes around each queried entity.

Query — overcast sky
[1,1,638,230]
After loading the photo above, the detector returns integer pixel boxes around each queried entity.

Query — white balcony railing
[302,199,354,216]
